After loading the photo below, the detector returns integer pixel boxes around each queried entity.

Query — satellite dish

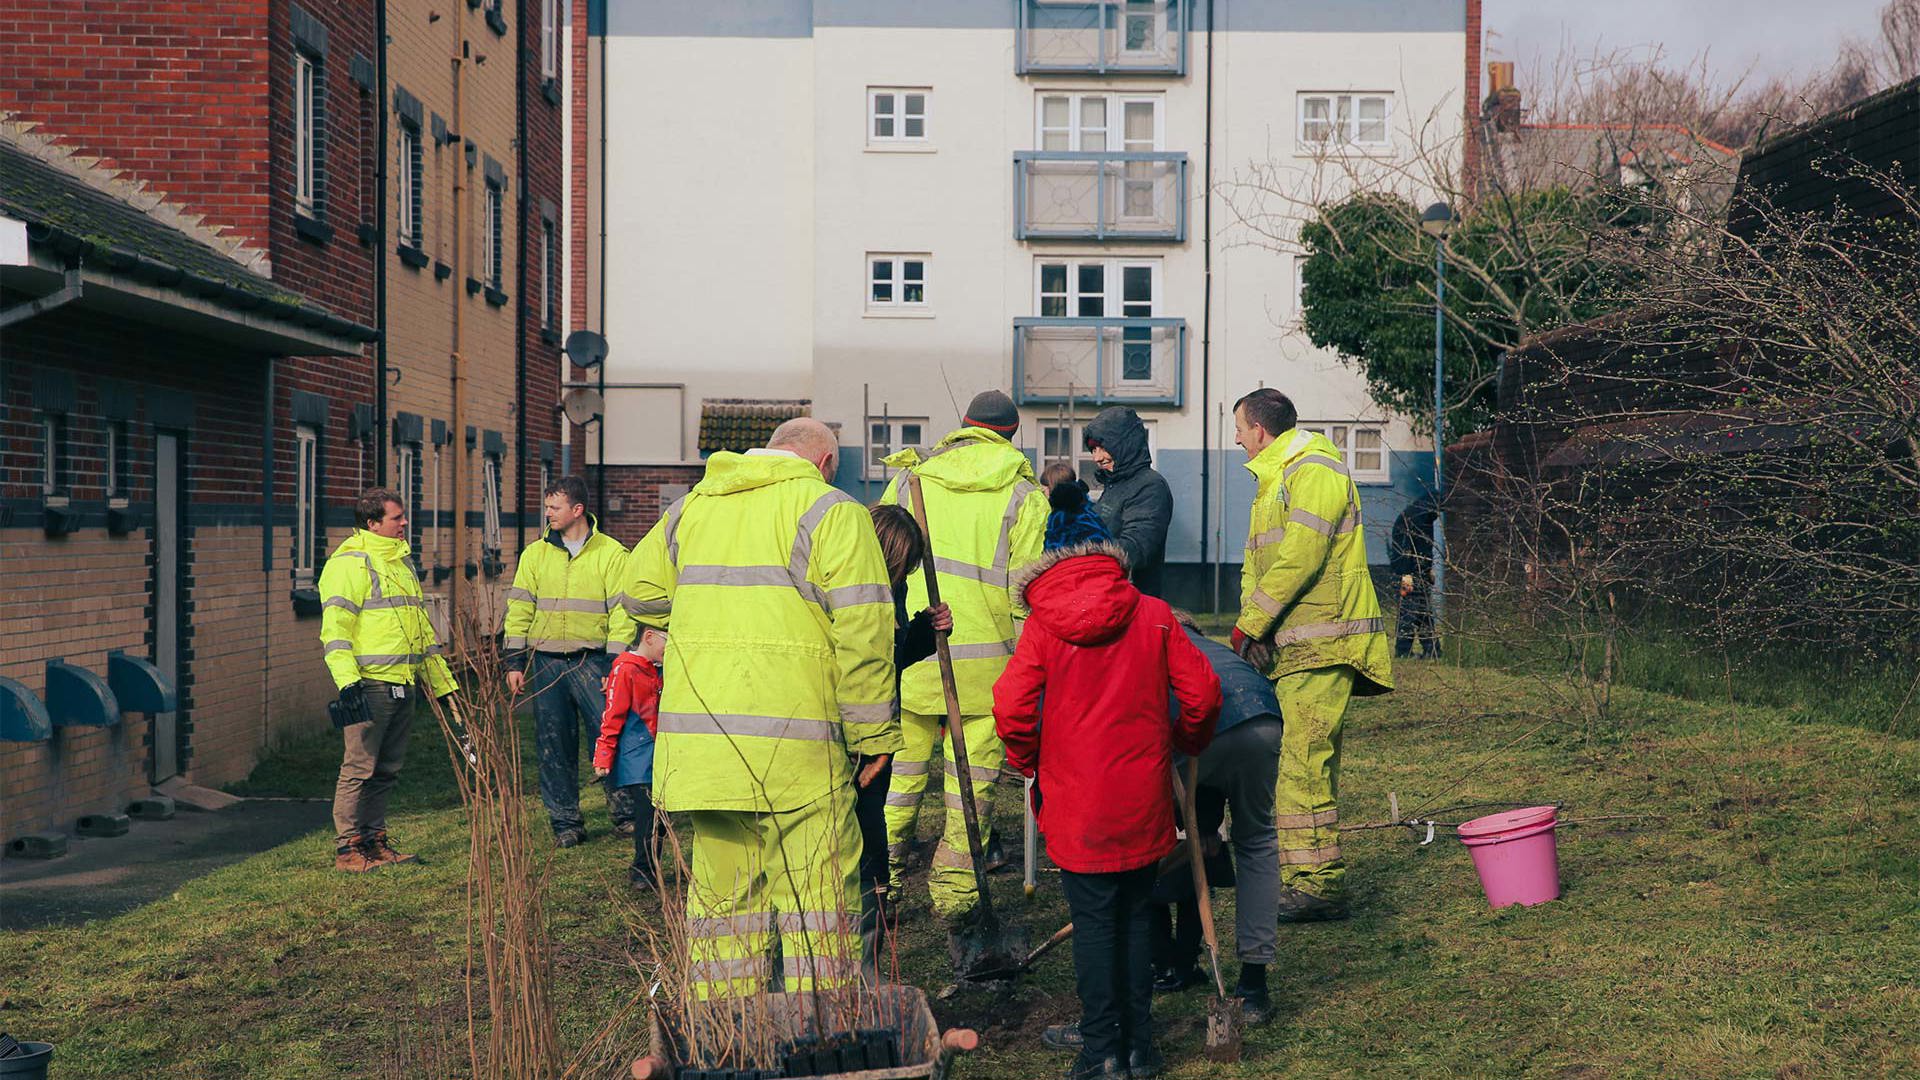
[563,329,609,371]
[560,387,605,427]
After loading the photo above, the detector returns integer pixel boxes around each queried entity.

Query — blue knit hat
[1043,479,1111,550]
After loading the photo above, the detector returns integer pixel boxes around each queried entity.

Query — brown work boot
[335,841,383,873]
[365,830,420,865]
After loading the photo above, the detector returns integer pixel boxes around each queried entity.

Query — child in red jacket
[994,481,1221,1080]
[596,626,668,889]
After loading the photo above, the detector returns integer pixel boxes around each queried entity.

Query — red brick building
[1,0,567,850]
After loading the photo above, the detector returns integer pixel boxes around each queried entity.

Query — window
[1300,423,1389,484]
[40,412,67,498]
[1036,92,1161,151]
[867,253,929,313]
[295,424,320,581]
[865,416,927,480]
[483,180,503,289]
[397,442,422,560]
[1121,0,1164,54]
[868,88,929,145]
[1297,93,1391,149]
[541,218,558,329]
[540,0,558,79]
[539,458,553,499]
[1040,419,1157,489]
[294,51,320,214]
[106,420,129,499]
[481,452,503,559]
[1036,258,1160,383]
[399,123,423,248]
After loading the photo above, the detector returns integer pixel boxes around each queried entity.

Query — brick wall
[517,0,566,552]
[0,0,275,257]
[588,464,705,547]
[1463,0,1483,193]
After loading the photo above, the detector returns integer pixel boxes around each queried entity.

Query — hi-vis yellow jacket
[1237,429,1393,694]
[881,427,1051,717]
[503,514,634,668]
[319,530,458,696]
[619,451,899,813]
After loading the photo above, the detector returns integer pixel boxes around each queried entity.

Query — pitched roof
[697,399,811,454]
[0,126,375,344]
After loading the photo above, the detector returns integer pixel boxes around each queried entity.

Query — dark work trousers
[1151,900,1203,975]
[854,757,895,977]
[622,783,668,880]
[1062,863,1159,1064]
[1396,588,1439,658]
[530,651,632,834]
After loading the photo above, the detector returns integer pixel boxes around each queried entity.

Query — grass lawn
[5,662,1918,1079]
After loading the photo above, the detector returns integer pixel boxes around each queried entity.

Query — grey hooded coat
[1085,406,1173,598]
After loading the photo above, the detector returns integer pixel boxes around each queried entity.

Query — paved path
[0,800,332,930]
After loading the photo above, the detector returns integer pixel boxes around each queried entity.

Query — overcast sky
[1482,0,1890,90]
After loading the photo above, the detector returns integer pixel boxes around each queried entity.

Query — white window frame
[483,180,503,289]
[867,87,930,148]
[1119,0,1166,55]
[1300,422,1390,485]
[481,452,503,555]
[1033,258,1160,319]
[1039,418,1158,490]
[540,0,558,80]
[294,51,318,213]
[295,424,320,582]
[398,124,423,248]
[1297,92,1393,150]
[40,413,65,498]
[106,420,127,499]
[865,416,929,480]
[396,442,421,555]
[1036,92,1163,152]
[866,252,931,315]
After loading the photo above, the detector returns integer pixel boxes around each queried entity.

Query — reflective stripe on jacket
[503,514,634,669]
[619,450,899,812]
[318,530,458,696]
[880,427,1051,717]
[1237,429,1393,695]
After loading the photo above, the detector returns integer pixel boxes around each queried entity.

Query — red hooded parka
[992,542,1221,874]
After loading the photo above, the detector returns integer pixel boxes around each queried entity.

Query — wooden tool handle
[905,472,995,916]
[1174,759,1228,998]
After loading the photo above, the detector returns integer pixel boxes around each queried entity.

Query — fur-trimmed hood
[1012,541,1137,646]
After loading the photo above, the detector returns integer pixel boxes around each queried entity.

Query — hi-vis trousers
[881,709,1003,918]
[1271,665,1357,901]
[685,790,863,998]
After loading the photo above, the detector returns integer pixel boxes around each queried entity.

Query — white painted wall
[599,34,816,464]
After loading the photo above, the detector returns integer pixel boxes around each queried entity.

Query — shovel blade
[948,918,1032,982]
[1204,995,1244,1063]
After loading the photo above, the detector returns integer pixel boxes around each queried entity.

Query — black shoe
[612,819,637,838]
[984,836,1010,874]
[628,864,656,891]
[554,827,587,849]
[1236,987,1273,1025]
[1064,1052,1124,1080]
[1126,1045,1164,1079]
[1151,966,1200,993]
[1041,1022,1083,1051]
[1274,886,1348,923]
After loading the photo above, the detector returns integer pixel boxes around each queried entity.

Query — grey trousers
[1195,717,1283,964]
[332,686,416,845]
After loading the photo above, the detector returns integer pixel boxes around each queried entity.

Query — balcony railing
[1015,151,1188,241]
[1014,317,1187,407]
[1017,0,1189,76]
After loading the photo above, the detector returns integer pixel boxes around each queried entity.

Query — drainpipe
[514,0,529,556]
[449,20,469,637]
[1199,0,1215,609]
[375,0,390,484]
[595,21,608,512]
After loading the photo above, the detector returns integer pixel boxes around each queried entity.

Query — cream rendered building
[594,0,1476,604]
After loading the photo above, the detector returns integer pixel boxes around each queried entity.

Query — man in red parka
[994,479,1221,1080]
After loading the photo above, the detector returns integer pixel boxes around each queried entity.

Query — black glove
[329,683,375,729]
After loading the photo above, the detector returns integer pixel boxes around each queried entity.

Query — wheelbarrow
[629,984,979,1080]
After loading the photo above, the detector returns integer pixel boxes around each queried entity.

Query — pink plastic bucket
[1458,805,1560,908]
